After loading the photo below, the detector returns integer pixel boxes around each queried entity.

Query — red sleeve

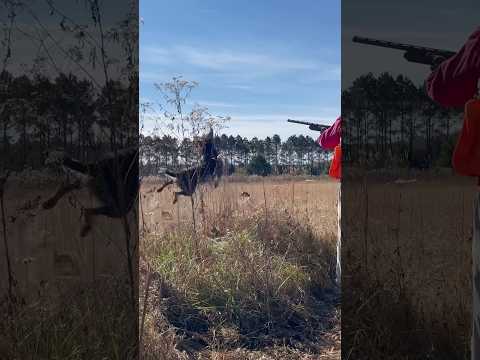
[426,27,480,108]
[317,116,341,150]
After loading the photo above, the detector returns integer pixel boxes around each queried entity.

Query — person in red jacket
[427,27,480,108]
[318,116,341,150]
[317,116,342,286]
[427,26,480,359]
[319,116,341,180]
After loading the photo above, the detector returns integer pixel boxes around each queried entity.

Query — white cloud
[176,45,318,71]
[140,44,340,86]
[141,44,336,74]
[140,71,171,83]
[190,100,239,108]
[225,84,253,91]
[140,46,171,64]
[297,65,341,82]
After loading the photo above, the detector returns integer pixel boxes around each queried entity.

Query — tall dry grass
[0,173,138,359]
[343,173,475,359]
[0,175,339,359]
[140,176,340,359]
[1,278,138,359]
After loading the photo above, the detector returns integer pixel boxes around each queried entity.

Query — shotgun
[287,119,329,132]
[352,36,456,67]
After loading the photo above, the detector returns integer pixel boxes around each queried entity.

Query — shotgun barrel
[352,36,456,66]
[287,119,329,132]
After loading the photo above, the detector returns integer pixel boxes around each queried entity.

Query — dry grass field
[0,172,138,359]
[0,175,136,296]
[140,176,338,239]
[139,176,341,359]
[0,172,339,359]
[3,168,478,359]
[343,173,477,359]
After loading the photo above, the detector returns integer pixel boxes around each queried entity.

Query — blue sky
[140,0,340,140]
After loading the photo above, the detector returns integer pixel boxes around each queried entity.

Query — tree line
[140,132,331,176]
[0,71,137,171]
[0,0,138,173]
[342,72,463,169]
[2,71,461,175]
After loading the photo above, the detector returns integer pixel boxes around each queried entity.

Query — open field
[0,172,138,359]
[140,176,341,359]
[0,173,136,299]
[140,176,338,239]
[3,169,477,359]
[343,174,477,359]
[0,172,339,358]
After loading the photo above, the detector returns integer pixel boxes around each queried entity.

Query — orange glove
[329,144,341,180]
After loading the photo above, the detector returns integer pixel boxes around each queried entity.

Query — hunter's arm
[317,117,341,150]
[426,27,480,107]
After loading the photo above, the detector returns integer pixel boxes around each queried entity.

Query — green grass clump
[142,209,337,350]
